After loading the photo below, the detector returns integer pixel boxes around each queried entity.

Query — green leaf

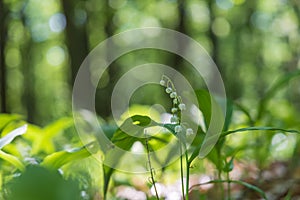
[223,99,233,132]
[0,150,25,171]
[41,142,97,169]
[0,125,27,149]
[110,115,157,147]
[222,126,300,137]
[102,115,158,197]
[195,90,225,158]
[161,123,176,135]
[189,179,267,199]
[223,157,234,172]
[232,180,267,199]
[195,89,212,128]
[31,118,73,155]
[43,117,73,138]
[6,165,81,200]
[0,114,22,133]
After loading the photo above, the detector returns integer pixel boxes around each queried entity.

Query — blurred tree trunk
[208,0,221,75]
[170,0,187,71]
[97,0,116,119]
[21,4,35,123]
[62,0,89,86]
[207,0,230,103]
[0,1,8,113]
[290,0,300,170]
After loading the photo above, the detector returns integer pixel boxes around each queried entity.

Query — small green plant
[0,70,299,199]
[0,116,96,199]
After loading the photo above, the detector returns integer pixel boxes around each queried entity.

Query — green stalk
[185,147,189,200]
[145,133,160,200]
[226,171,231,200]
[217,148,224,199]
[179,143,185,199]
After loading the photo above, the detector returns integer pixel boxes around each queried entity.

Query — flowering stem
[179,142,185,199]
[185,145,190,200]
[160,75,191,200]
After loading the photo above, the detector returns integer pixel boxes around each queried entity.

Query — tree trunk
[20,5,35,123]
[62,0,90,86]
[0,1,8,113]
[171,0,187,71]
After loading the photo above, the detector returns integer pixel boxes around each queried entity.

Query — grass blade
[189,179,267,199]
[222,127,300,137]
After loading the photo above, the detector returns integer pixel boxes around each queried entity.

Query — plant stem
[179,142,185,199]
[185,147,189,200]
[216,146,224,199]
[150,168,159,200]
[145,132,160,200]
[226,171,231,200]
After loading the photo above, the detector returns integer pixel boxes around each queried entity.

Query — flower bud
[175,125,182,133]
[186,128,194,136]
[178,103,186,110]
[166,87,172,93]
[171,116,178,123]
[173,98,178,104]
[171,107,178,113]
[170,92,177,98]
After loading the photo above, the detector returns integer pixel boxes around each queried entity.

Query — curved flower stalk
[160,75,194,200]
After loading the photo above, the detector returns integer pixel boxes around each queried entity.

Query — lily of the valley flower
[175,125,182,133]
[186,128,194,136]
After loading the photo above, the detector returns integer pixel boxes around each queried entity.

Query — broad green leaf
[162,123,177,136]
[0,114,22,132]
[148,133,173,151]
[6,165,81,200]
[104,115,157,169]
[0,150,25,171]
[195,90,225,158]
[195,89,212,128]
[41,142,97,169]
[0,125,27,149]
[31,118,73,155]
[101,124,118,141]
[110,115,156,147]
[43,117,73,138]
[102,115,158,198]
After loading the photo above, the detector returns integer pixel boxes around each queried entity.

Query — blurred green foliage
[1,0,299,125]
[5,165,81,200]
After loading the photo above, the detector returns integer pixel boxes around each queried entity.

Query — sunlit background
[2,0,299,124]
[1,0,300,199]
